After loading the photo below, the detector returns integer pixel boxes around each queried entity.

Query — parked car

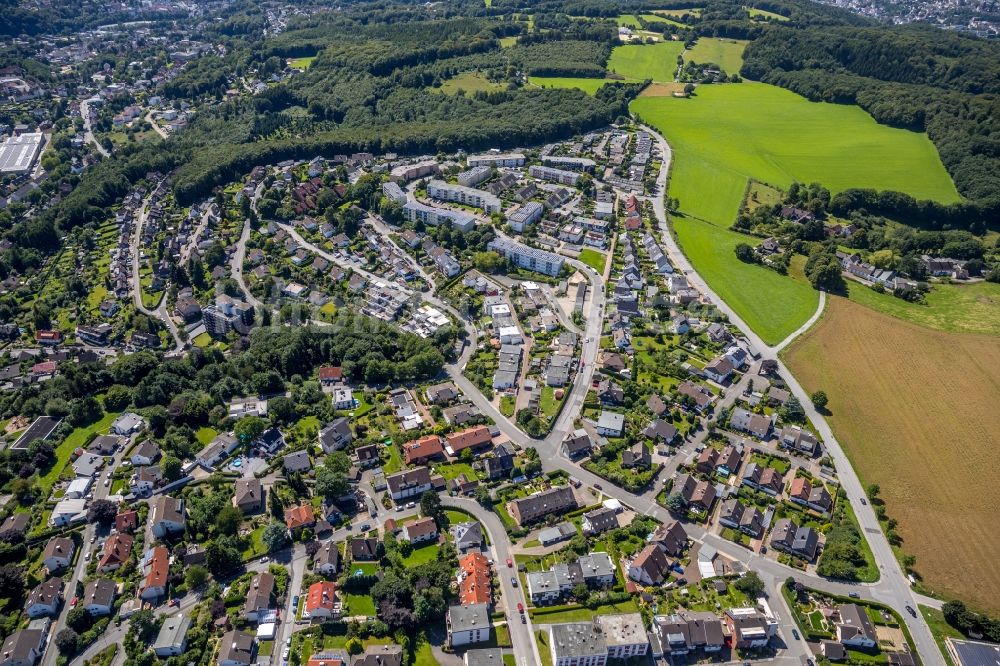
[506,558,513,568]
[517,603,523,613]
[70,597,78,607]
[906,605,917,617]
[860,498,867,505]
[792,629,799,640]
[849,592,860,599]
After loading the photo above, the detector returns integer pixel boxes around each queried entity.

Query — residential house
[508,486,577,526]
[285,505,315,532]
[425,382,460,405]
[769,519,819,560]
[111,412,144,436]
[139,546,170,601]
[232,479,265,514]
[450,522,483,552]
[218,631,256,666]
[642,419,678,445]
[622,443,651,469]
[348,538,380,562]
[717,499,764,538]
[653,612,726,657]
[401,517,438,544]
[729,408,772,439]
[448,603,492,647]
[548,622,607,666]
[130,440,160,466]
[245,572,274,623]
[41,537,74,573]
[403,435,444,465]
[563,429,592,458]
[457,553,492,607]
[789,477,833,514]
[314,541,340,576]
[444,426,492,456]
[319,418,353,453]
[779,425,820,455]
[741,463,784,496]
[582,507,618,535]
[628,544,671,586]
[82,578,116,616]
[386,468,434,502]
[696,445,741,477]
[152,616,190,657]
[98,533,133,572]
[836,604,878,649]
[702,357,734,384]
[677,381,714,413]
[150,496,185,538]
[725,607,779,649]
[115,510,139,533]
[25,578,63,618]
[672,474,717,513]
[283,450,312,473]
[0,630,44,666]
[305,581,337,620]
[596,411,624,438]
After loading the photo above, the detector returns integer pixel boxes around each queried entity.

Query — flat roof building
[0,132,43,174]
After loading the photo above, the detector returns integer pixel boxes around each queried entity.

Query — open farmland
[684,37,749,73]
[784,297,1000,613]
[607,41,685,82]
[633,83,961,227]
[674,216,819,344]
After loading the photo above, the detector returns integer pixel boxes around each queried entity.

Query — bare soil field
[784,296,1000,613]
[639,82,687,97]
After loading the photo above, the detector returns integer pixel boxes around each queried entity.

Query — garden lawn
[435,462,477,481]
[672,216,819,344]
[607,41,685,82]
[342,593,376,616]
[684,37,749,72]
[402,543,440,566]
[39,411,121,496]
[195,427,218,445]
[632,82,961,227]
[529,599,639,623]
[192,332,213,348]
[578,249,607,273]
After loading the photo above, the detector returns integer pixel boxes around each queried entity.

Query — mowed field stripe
[784,296,1000,613]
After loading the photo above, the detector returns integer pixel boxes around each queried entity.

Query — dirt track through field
[785,296,1000,613]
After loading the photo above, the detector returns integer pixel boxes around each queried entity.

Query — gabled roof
[305,581,336,613]
[285,504,314,529]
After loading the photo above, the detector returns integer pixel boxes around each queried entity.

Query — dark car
[511,577,518,588]
[849,592,860,599]
[906,605,917,617]
[792,629,799,640]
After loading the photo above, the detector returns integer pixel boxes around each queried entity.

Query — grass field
[672,216,820,344]
[845,279,1000,336]
[436,71,505,95]
[578,248,607,273]
[40,411,122,496]
[607,41,685,82]
[784,296,1000,613]
[529,77,628,95]
[684,37,748,73]
[195,427,218,445]
[653,8,702,17]
[632,83,961,228]
[747,7,790,21]
[288,56,316,69]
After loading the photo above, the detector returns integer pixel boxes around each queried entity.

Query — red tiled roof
[142,546,169,591]
[99,533,133,569]
[305,581,336,613]
[458,552,492,606]
[285,505,315,529]
[318,366,342,381]
[403,435,443,464]
[445,426,492,453]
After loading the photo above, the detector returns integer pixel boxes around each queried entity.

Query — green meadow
[632,83,961,226]
[529,77,631,95]
[747,7,790,21]
[673,217,820,344]
[607,42,685,82]
[683,37,749,73]
[436,71,505,95]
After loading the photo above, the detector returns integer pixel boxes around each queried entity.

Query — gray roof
[463,648,506,666]
[550,623,607,659]
[152,615,190,652]
[578,552,616,582]
[0,630,42,661]
[83,578,116,608]
[449,521,483,548]
[449,603,491,633]
[218,630,255,665]
[597,411,624,432]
